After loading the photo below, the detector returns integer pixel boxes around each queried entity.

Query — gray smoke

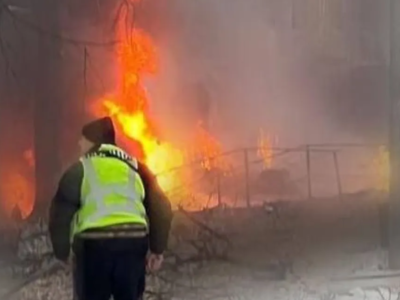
[141,0,390,147]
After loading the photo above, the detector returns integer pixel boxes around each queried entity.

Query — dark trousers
[73,237,148,300]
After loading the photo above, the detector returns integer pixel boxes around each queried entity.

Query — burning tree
[91,2,236,207]
[0,0,276,218]
[92,4,185,194]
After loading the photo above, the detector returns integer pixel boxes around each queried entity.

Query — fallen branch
[0,260,63,299]
[177,206,232,246]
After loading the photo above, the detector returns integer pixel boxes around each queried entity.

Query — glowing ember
[257,129,274,169]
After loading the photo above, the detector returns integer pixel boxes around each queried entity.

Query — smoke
[60,0,390,148]
[142,0,389,148]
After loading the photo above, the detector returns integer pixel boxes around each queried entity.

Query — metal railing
[153,143,386,210]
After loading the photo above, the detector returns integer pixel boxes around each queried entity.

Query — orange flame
[191,122,229,172]
[0,149,35,219]
[257,129,274,169]
[1,172,34,219]
[92,1,235,199]
[94,5,184,192]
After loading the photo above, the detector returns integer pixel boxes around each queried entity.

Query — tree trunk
[32,0,62,218]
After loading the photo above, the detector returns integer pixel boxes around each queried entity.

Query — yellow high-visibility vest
[73,144,147,236]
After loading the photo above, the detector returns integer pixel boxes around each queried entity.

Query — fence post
[306,145,312,199]
[216,171,222,207]
[244,149,251,207]
[332,151,343,199]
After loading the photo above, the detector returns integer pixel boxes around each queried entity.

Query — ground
[1,191,397,300]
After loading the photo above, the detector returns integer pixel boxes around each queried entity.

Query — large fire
[93,5,212,194]
[101,99,185,192]
[92,2,267,199]
[1,0,277,218]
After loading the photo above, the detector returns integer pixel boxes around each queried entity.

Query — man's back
[49,117,173,300]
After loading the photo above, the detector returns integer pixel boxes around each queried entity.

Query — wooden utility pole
[388,0,400,269]
[32,0,62,216]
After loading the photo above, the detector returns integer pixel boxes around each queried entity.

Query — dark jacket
[48,147,173,261]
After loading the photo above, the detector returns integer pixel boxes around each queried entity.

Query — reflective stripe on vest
[80,157,146,225]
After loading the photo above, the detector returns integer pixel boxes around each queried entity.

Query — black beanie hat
[82,117,116,145]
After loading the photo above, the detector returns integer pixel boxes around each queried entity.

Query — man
[49,117,173,300]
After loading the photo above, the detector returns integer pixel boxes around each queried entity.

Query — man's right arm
[48,162,83,262]
[137,162,173,254]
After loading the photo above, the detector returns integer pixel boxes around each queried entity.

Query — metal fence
[159,143,386,210]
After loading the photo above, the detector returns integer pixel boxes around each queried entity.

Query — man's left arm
[48,162,83,262]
